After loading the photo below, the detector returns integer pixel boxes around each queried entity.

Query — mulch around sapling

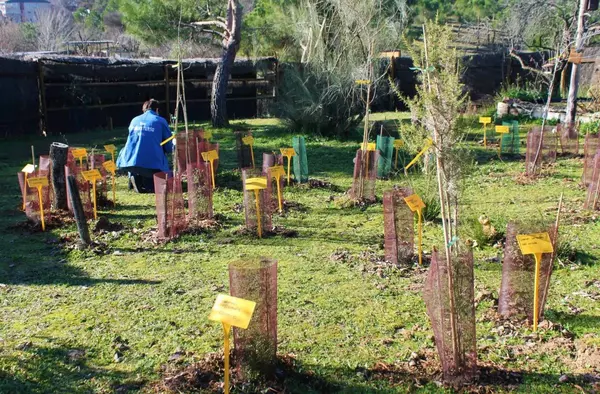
[139,218,223,245]
[296,178,343,192]
[232,225,299,238]
[9,210,75,233]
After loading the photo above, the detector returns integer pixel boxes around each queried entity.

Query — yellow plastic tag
[404,194,426,211]
[201,130,213,140]
[202,150,219,161]
[270,165,285,179]
[355,79,371,85]
[479,117,492,124]
[242,136,254,146]
[71,148,88,159]
[245,177,268,191]
[280,148,296,157]
[104,144,116,154]
[27,177,48,188]
[22,164,36,174]
[362,142,377,151]
[516,233,554,255]
[495,125,510,134]
[393,140,404,149]
[208,294,256,329]
[82,169,102,182]
[102,160,116,174]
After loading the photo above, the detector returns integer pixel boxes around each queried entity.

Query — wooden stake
[67,175,91,246]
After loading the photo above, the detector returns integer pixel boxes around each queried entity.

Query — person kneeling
[116,99,174,193]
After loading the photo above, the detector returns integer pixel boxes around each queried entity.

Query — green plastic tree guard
[292,136,308,183]
[376,135,394,178]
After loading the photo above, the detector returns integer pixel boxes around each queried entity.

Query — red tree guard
[584,152,600,210]
[423,247,477,384]
[557,123,579,156]
[187,162,213,223]
[583,133,600,186]
[153,172,186,240]
[350,149,379,202]
[498,222,557,322]
[65,165,94,219]
[525,127,557,175]
[263,153,284,212]
[229,258,278,377]
[383,187,414,265]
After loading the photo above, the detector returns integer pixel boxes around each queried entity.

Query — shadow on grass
[0,343,143,394]
[545,310,600,332]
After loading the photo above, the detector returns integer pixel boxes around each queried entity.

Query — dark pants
[121,167,162,194]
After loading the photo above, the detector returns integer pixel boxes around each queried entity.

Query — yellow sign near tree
[242,136,256,169]
[479,117,492,147]
[270,165,285,213]
[495,125,510,134]
[201,150,219,188]
[104,144,117,163]
[393,140,404,169]
[404,194,426,266]
[209,294,256,394]
[26,177,49,231]
[516,232,554,332]
[102,160,117,207]
[201,130,213,141]
[82,169,102,220]
[72,148,88,169]
[280,148,296,185]
[22,164,35,174]
[245,177,267,237]
[405,138,433,171]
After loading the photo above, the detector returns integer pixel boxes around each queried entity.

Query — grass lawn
[0,113,599,393]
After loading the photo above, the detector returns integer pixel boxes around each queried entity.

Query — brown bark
[67,175,91,246]
[565,0,588,125]
[211,0,241,128]
[50,142,69,210]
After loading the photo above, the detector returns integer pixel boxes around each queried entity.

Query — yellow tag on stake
[82,169,102,182]
[245,177,267,191]
[27,177,49,188]
[102,160,116,174]
[270,165,285,179]
[361,142,377,151]
[242,136,254,146]
[516,233,554,255]
[104,144,116,154]
[280,148,296,157]
[393,140,404,149]
[479,117,492,124]
[404,194,426,211]
[201,130,213,140]
[202,150,219,162]
[71,148,88,159]
[495,125,510,134]
[208,294,256,329]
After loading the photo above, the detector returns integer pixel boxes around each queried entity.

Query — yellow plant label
[495,125,510,134]
[104,144,116,154]
[479,117,492,124]
[82,169,102,182]
[71,148,88,159]
[394,140,404,149]
[280,148,296,157]
[27,177,48,188]
[202,150,219,162]
[208,294,256,329]
[22,164,35,174]
[361,142,377,151]
[404,194,426,212]
[355,79,371,85]
[245,177,267,191]
[516,233,554,255]
[242,136,254,146]
[201,130,213,140]
[102,160,116,173]
[270,165,285,179]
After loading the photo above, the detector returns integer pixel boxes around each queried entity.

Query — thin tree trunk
[67,175,91,246]
[565,0,588,125]
[50,142,68,210]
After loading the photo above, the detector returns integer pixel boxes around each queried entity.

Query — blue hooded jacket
[116,110,174,172]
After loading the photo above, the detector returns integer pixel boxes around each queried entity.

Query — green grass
[0,114,599,393]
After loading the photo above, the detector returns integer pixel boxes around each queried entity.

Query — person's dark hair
[143,99,160,113]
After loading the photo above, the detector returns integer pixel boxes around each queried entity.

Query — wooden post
[67,175,91,246]
[165,65,171,118]
[565,0,588,125]
[37,61,47,135]
[50,142,69,210]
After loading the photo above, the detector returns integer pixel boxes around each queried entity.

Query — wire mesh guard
[176,131,200,173]
[229,258,278,377]
[350,149,379,202]
[199,141,220,173]
[584,152,600,210]
[498,222,557,322]
[525,127,557,175]
[376,135,395,179]
[501,120,520,155]
[65,164,94,219]
[292,136,309,183]
[583,133,600,186]
[263,153,284,212]
[242,169,272,235]
[557,123,579,156]
[383,188,414,265]
[89,154,109,205]
[423,246,477,384]
[236,131,254,169]
[153,172,186,240]
[187,162,213,223]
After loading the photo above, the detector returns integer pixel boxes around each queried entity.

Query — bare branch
[191,20,228,32]
[509,50,552,81]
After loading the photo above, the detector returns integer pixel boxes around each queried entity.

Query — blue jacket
[116,110,174,172]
